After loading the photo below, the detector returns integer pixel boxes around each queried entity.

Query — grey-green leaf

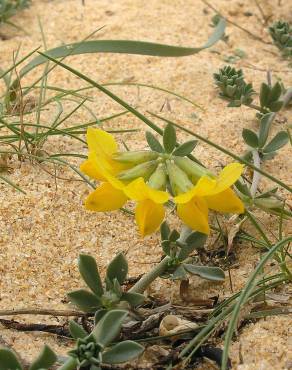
[145,131,164,153]
[263,131,289,153]
[67,289,101,312]
[173,140,198,156]
[242,128,259,148]
[0,348,22,370]
[106,253,128,284]
[259,82,270,108]
[29,345,57,370]
[163,123,176,153]
[258,112,275,148]
[121,292,145,306]
[270,81,282,102]
[184,264,225,281]
[160,221,171,241]
[78,254,103,296]
[69,320,88,339]
[92,309,128,346]
[178,232,207,261]
[102,341,144,364]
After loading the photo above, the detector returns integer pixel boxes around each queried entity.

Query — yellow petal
[174,186,201,204]
[216,163,244,193]
[85,182,127,211]
[87,128,117,156]
[125,177,169,204]
[135,199,165,237]
[177,197,210,234]
[205,188,244,214]
[80,158,106,181]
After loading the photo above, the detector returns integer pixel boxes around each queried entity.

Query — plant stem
[250,150,261,197]
[129,256,171,294]
[0,308,87,317]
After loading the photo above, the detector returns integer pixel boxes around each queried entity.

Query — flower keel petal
[135,199,165,237]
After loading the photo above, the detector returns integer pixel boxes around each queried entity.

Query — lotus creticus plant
[80,126,244,237]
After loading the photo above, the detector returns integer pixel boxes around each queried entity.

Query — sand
[0,0,291,368]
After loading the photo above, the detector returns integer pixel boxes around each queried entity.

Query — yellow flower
[174,163,244,234]
[124,177,169,237]
[80,128,132,181]
[81,132,169,236]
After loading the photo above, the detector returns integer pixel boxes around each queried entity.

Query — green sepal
[29,345,57,370]
[106,253,128,285]
[163,123,176,153]
[78,254,103,296]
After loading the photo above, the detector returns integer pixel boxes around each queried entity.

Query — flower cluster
[80,127,244,237]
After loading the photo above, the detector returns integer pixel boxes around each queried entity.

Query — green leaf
[270,81,282,102]
[258,112,275,148]
[160,221,170,241]
[184,264,225,281]
[67,289,101,312]
[145,131,164,153]
[178,232,207,261]
[12,18,226,93]
[106,253,128,284]
[78,254,103,296]
[263,131,289,153]
[259,82,271,108]
[92,309,128,346]
[169,229,180,242]
[121,292,145,306]
[68,320,88,339]
[163,123,176,153]
[173,140,198,156]
[0,348,22,370]
[161,240,171,256]
[29,345,57,370]
[102,340,144,364]
[172,265,188,280]
[242,128,259,148]
[234,179,252,197]
[269,100,283,112]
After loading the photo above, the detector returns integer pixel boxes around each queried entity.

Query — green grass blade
[0,174,26,193]
[221,236,292,370]
[14,19,225,89]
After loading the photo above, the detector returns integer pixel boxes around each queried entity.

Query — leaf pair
[146,124,197,156]
[259,81,283,113]
[68,253,144,313]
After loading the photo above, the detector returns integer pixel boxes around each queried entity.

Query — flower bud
[254,198,283,209]
[117,160,158,181]
[148,164,167,190]
[112,150,158,164]
[174,156,213,182]
[166,160,193,195]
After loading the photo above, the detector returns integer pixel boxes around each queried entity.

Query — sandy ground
[0,0,291,368]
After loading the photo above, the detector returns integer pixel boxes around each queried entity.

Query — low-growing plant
[269,20,292,60]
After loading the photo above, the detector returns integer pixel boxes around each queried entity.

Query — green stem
[129,256,171,294]
[57,357,77,370]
